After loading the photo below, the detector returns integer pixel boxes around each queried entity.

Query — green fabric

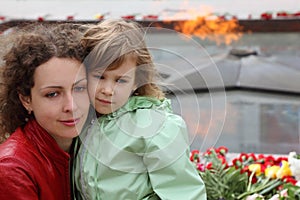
[75,96,206,200]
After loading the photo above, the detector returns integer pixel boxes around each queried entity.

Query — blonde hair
[82,19,165,99]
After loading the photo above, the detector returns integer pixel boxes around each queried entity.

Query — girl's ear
[133,82,139,91]
[133,86,137,92]
[132,85,138,93]
[18,93,32,111]
[132,85,139,96]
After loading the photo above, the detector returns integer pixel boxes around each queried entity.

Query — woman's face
[20,57,89,150]
[88,57,137,115]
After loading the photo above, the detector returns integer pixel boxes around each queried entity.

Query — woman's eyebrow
[73,78,87,85]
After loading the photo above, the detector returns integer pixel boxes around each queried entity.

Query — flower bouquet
[190,147,300,199]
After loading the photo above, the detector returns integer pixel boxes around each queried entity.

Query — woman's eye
[74,86,87,92]
[45,92,58,98]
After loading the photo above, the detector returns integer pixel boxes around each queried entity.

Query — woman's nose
[62,93,77,112]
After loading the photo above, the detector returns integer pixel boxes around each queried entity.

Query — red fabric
[0,120,72,200]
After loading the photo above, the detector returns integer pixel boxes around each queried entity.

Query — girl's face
[20,57,89,151]
[88,57,137,115]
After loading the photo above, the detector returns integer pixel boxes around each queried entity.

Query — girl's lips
[60,118,80,126]
[97,98,112,104]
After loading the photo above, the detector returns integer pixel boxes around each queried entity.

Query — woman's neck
[51,135,73,152]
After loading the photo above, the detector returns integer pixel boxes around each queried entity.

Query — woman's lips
[60,118,80,126]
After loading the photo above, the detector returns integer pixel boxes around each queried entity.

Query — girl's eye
[45,92,58,98]
[116,79,128,83]
[73,86,87,92]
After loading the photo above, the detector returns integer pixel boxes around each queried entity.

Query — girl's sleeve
[143,113,207,200]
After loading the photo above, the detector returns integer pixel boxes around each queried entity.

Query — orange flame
[173,16,243,45]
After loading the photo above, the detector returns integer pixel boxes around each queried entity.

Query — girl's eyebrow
[117,75,132,79]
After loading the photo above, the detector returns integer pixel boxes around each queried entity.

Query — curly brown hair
[0,23,87,143]
[81,19,165,99]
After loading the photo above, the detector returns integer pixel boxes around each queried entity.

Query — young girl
[0,23,90,200]
[75,19,207,200]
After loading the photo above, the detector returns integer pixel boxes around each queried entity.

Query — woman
[0,23,90,200]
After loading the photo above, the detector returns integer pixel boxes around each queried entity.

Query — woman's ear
[18,93,32,112]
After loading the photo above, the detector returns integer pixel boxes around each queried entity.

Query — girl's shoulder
[113,96,186,132]
[106,96,173,120]
[127,96,172,112]
[97,96,187,135]
[128,96,186,125]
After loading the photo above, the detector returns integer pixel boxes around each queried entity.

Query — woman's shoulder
[0,129,26,154]
[0,130,33,169]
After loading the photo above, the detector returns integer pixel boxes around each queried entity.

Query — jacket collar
[23,119,70,164]
[105,96,172,120]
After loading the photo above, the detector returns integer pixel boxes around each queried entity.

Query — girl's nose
[101,87,114,96]
[100,82,114,96]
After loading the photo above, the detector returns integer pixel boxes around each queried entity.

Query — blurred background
[1,0,299,154]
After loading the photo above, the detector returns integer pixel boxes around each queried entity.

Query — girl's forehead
[91,66,115,74]
[92,56,137,73]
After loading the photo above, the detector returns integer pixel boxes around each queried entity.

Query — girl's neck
[96,112,103,118]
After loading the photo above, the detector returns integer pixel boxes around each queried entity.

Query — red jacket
[0,120,73,200]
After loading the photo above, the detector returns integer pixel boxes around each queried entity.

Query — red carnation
[122,15,136,20]
[293,12,300,17]
[216,146,228,156]
[37,17,44,22]
[283,176,297,185]
[190,150,200,163]
[66,16,74,21]
[143,15,158,20]
[239,153,248,162]
[261,12,273,20]
[206,162,213,170]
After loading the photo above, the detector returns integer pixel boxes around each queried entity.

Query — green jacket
[75,96,206,200]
